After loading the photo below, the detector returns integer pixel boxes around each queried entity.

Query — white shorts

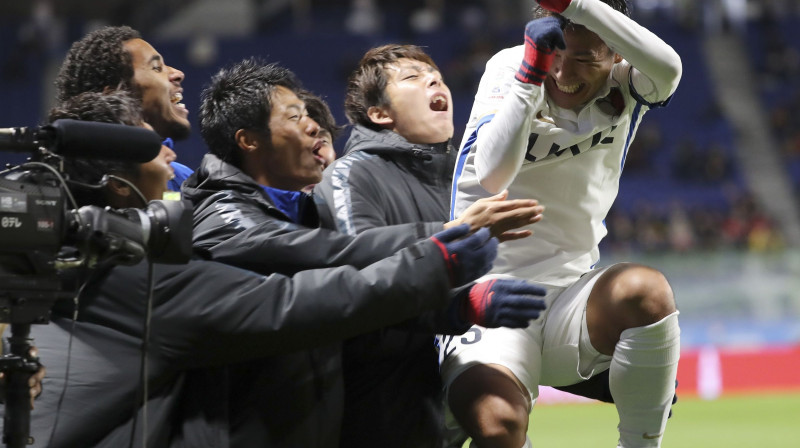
[438,266,614,406]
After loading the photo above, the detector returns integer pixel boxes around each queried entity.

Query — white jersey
[451,0,681,286]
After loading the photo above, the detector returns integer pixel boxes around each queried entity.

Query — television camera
[0,119,193,447]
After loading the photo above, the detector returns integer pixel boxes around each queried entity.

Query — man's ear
[107,177,131,198]
[614,53,623,64]
[235,129,261,153]
[367,105,393,127]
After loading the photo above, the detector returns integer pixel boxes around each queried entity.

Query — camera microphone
[0,119,162,163]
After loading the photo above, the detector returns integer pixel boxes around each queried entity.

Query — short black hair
[298,89,342,141]
[48,91,144,206]
[199,57,302,168]
[55,26,142,102]
[533,0,629,54]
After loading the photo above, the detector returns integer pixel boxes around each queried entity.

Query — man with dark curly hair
[55,25,192,191]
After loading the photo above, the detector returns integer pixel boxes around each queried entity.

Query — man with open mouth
[54,25,193,193]
[314,44,549,448]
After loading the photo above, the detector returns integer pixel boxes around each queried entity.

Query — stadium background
[1,0,799,401]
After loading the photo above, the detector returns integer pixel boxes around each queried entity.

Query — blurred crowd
[601,192,784,254]
[595,0,795,255]
[760,6,800,199]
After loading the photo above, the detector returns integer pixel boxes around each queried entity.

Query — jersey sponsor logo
[487,85,505,101]
[524,125,617,163]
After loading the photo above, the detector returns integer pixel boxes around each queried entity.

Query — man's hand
[516,16,567,85]
[28,355,45,409]
[446,190,544,243]
[536,0,572,14]
[430,224,498,287]
[459,279,547,328]
[0,347,46,410]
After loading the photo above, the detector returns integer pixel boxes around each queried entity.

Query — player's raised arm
[470,16,568,193]
[548,0,682,103]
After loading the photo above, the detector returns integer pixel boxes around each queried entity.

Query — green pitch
[462,392,800,447]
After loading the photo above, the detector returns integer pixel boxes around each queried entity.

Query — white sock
[611,311,680,448]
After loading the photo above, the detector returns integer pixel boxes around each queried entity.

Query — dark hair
[534,0,629,18]
[199,57,302,168]
[298,90,342,141]
[48,90,144,206]
[344,44,438,130]
[55,26,142,103]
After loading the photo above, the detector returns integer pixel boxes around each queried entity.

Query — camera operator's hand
[0,346,46,409]
[27,348,46,409]
[430,224,498,287]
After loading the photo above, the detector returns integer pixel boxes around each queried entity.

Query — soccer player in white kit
[439,0,682,447]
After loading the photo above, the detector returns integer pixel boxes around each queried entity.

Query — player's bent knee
[449,364,530,447]
[592,263,676,333]
[623,265,675,321]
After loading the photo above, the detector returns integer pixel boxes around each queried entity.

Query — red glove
[461,279,547,328]
[515,16,566,86]
[536,0,572,14]
[430,224,498,287]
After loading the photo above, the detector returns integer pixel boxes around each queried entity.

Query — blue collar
[260,185,308,223]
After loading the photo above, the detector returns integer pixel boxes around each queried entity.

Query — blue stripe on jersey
[330,151,373,236]
[621,102,644,171]
[628,68,675,109]
[450,114,496,220]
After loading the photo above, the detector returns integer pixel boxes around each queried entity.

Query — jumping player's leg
[585,263,680,448]
[449,364,532,448]
[441,271,609,448]
[439,300,548,448]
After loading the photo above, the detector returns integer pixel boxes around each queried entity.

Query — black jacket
[24,239,453,447]
[186,154,444,276]
[314,125,460,448]
[180,153,463,447]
